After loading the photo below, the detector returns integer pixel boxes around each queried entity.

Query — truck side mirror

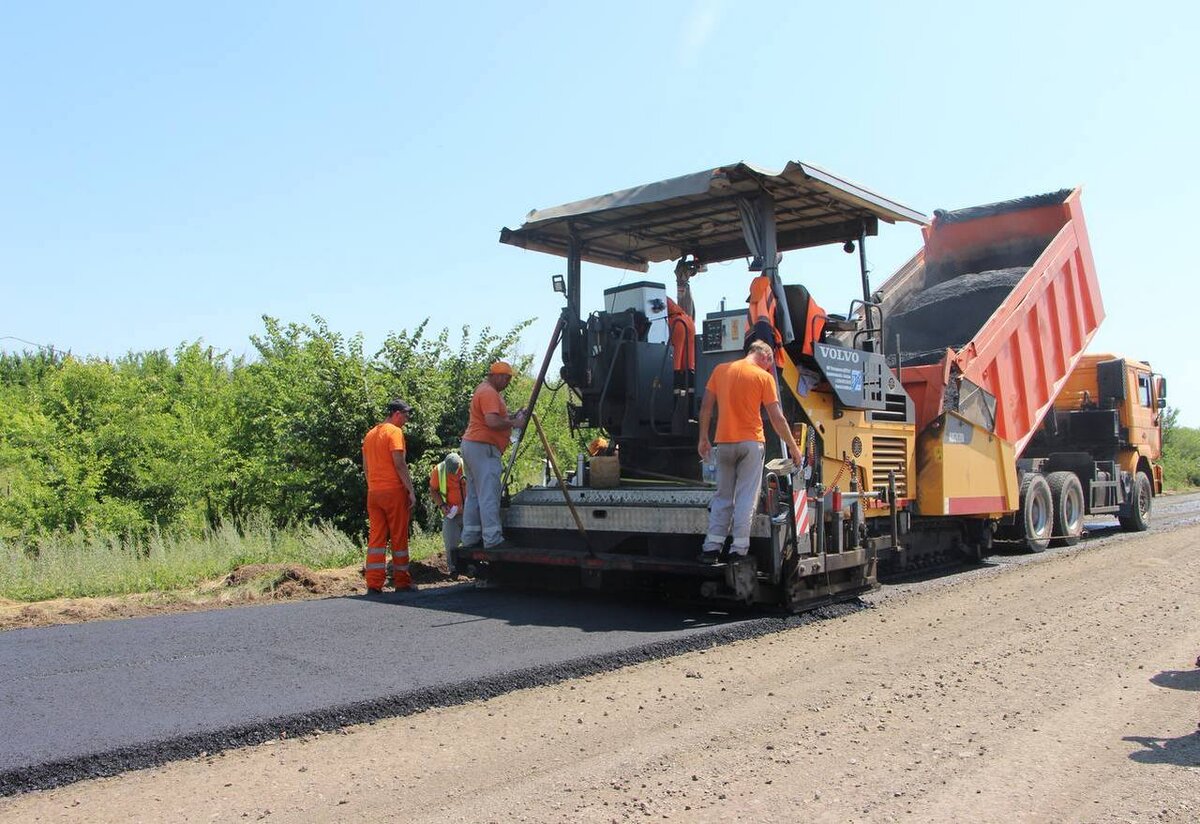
[1157,397,1166,409]
[552,274,566,294]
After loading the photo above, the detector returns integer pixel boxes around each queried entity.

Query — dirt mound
[225,559,458,594]
[222,563,337,596]
[411,556,452,584]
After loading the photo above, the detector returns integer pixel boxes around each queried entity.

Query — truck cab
[1025,354,1166,531]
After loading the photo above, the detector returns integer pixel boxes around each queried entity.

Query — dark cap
[386,398,413,415]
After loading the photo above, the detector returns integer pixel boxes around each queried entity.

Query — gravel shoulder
[2,503,1198,823]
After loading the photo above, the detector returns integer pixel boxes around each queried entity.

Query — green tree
[1161,406,1200,489]
[0,316,592,546]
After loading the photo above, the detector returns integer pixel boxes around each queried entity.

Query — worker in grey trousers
[460,361,527,550]
[697,340,803,563]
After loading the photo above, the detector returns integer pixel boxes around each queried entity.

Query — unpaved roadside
[2,522,1197,822]
[0,558,458,632]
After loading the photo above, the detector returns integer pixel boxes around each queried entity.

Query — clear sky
[3,2,1198,424]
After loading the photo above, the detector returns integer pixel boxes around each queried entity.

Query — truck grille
[871,436,908,498]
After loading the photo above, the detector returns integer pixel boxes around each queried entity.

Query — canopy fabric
[499,160,928,272]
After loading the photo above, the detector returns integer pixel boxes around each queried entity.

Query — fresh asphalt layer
[8,494,1194,797]
[0,585,856,795]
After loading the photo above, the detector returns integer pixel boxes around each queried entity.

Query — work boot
[486,539,517,550]
[697,550,720,565]
[366,587,384,596]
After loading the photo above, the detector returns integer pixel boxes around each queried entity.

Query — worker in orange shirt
[460,361,527,551]
[746,274,784,365]
[666,296,696,389]
[666,295,697,432]
[697,341,803,564]
[747,273,828,360]
[429,452,466,576]
[361,398,417,593]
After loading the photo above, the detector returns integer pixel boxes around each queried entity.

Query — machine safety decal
[793,487,812,535]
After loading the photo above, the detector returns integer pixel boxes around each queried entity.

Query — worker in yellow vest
[429,452,467,576]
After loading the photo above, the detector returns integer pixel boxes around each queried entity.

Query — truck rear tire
[1019,473,1053,552]
[1046,471,1084,547]
[1118,471,1152,532]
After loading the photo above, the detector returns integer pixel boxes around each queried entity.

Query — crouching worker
[361,398,416,593]
[429,452,466,576]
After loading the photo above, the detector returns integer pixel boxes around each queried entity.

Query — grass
[0,517,444,603]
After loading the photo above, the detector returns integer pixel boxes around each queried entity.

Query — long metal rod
[620,466,697,485]
[529,411,593,553]
[858,221,871,303]
[501,315,566,491]
[858,221,874,352]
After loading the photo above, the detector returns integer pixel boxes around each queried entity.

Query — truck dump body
[876,189,1104,455]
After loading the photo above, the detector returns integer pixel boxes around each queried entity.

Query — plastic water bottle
[701,457,717,484]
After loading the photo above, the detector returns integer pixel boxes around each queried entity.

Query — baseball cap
[488,361,514,376]
[386,398,413,415]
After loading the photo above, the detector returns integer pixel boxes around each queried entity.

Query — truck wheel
[1019,473,1053,553]
[1046,471,1084,547]
[1118,471,1152,532]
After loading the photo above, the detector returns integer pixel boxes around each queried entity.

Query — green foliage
[0,345,240,538]
[0,316,588,583]
[1161,406,1200,489]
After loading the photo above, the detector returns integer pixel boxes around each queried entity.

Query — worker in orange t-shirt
[697,341,803,564]
[666,296,696,389]
[746,274,785,366]
[460,361,527,551]
[429,452,466,575]
[361,398,417,593]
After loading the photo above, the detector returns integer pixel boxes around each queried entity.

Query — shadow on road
[1151,669,1200,692]
[352,584,747,634]
[1123,732,1200,767]
[1122,663,1200,766]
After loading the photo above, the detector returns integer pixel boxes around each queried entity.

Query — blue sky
[3,1,1198,424]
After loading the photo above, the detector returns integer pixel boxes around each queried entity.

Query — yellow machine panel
[778,350,916,514]
[915,412,1018,517]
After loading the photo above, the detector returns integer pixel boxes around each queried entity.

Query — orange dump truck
[875,188,1165,552]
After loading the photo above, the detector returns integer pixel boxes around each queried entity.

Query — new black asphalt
[0,585,856,795]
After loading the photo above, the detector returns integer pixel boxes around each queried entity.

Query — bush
[1161,407,1200,490]
[0,316,591,584]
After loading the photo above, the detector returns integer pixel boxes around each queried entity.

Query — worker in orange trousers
[362,398,417,593]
